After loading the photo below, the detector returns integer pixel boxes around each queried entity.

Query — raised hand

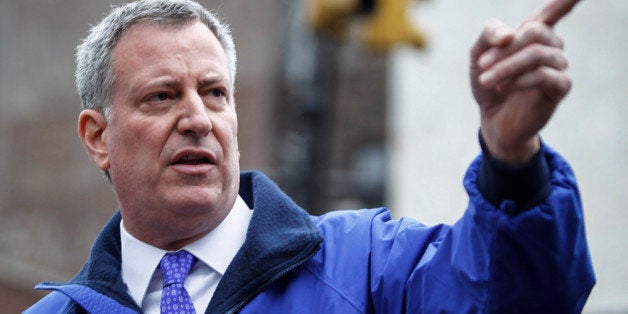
[470,0,580,164]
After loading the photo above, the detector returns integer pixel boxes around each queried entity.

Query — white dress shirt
[120,196,253,314]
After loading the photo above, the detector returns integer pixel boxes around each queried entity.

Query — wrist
[480,126,540,165]
[477,133,552,213]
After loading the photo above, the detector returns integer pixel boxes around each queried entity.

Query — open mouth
[171,149,216,169]
[174,155,212,165]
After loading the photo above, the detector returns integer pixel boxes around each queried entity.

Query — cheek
[220,115,240,169]
[218,113,239,151]
[107,132,140,178]
[108,122,164,168]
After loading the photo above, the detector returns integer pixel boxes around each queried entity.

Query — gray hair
[75,0,237,118]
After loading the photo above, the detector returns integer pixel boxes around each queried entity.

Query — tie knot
[160,250,196,287]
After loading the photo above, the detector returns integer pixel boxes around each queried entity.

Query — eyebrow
[197,75,229,89]
[138,77,182,92]
[135,74,228,92]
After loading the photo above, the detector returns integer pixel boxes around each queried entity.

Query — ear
[78,109,110,171]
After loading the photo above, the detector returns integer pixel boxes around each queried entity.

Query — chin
[166,186,229,213]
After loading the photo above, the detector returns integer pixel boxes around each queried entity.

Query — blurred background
[0,0,626,312]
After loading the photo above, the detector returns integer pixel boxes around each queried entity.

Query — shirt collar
[120,195,252,308]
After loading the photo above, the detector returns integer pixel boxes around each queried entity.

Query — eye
[209,88,226,98]
[145,92,173,103]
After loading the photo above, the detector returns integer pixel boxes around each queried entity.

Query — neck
[121,205,232,251]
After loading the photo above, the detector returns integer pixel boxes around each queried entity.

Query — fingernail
[479,72,494,86]
[478,53,493,69]
[492,28,511,44]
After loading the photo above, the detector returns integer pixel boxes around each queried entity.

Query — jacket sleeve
[23,291,81,314]
[369,144,595,313]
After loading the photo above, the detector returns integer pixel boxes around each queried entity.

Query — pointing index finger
[528,0,580,27]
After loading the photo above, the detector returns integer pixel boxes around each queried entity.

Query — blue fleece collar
[206,171,323,313]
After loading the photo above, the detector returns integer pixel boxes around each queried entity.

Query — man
[26,0,594,313]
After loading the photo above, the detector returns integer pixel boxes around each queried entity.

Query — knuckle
[482,19,511,39]
[535,68,549,84]
[521,21,561,47]
[528,44,547,61]
[541,68,571,93]
[482,19,497,34]
[543,47,568,69]
[552,50,568,69]
[522,21,546,38]
[539,67,553,79]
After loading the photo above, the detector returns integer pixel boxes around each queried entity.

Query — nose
[177,93,212,136]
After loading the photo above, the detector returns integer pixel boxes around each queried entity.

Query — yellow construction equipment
[363,0,426,49]
[308,0,428,50]
[308,0,359,36]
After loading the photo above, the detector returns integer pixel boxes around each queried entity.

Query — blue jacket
[26,145,594,313]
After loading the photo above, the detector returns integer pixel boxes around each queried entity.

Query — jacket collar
[37,170,322,314]
[206,170,323,313]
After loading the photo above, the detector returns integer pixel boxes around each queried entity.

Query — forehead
[111,21,229,82]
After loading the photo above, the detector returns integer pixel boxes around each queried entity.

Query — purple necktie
[160,250,197,314]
